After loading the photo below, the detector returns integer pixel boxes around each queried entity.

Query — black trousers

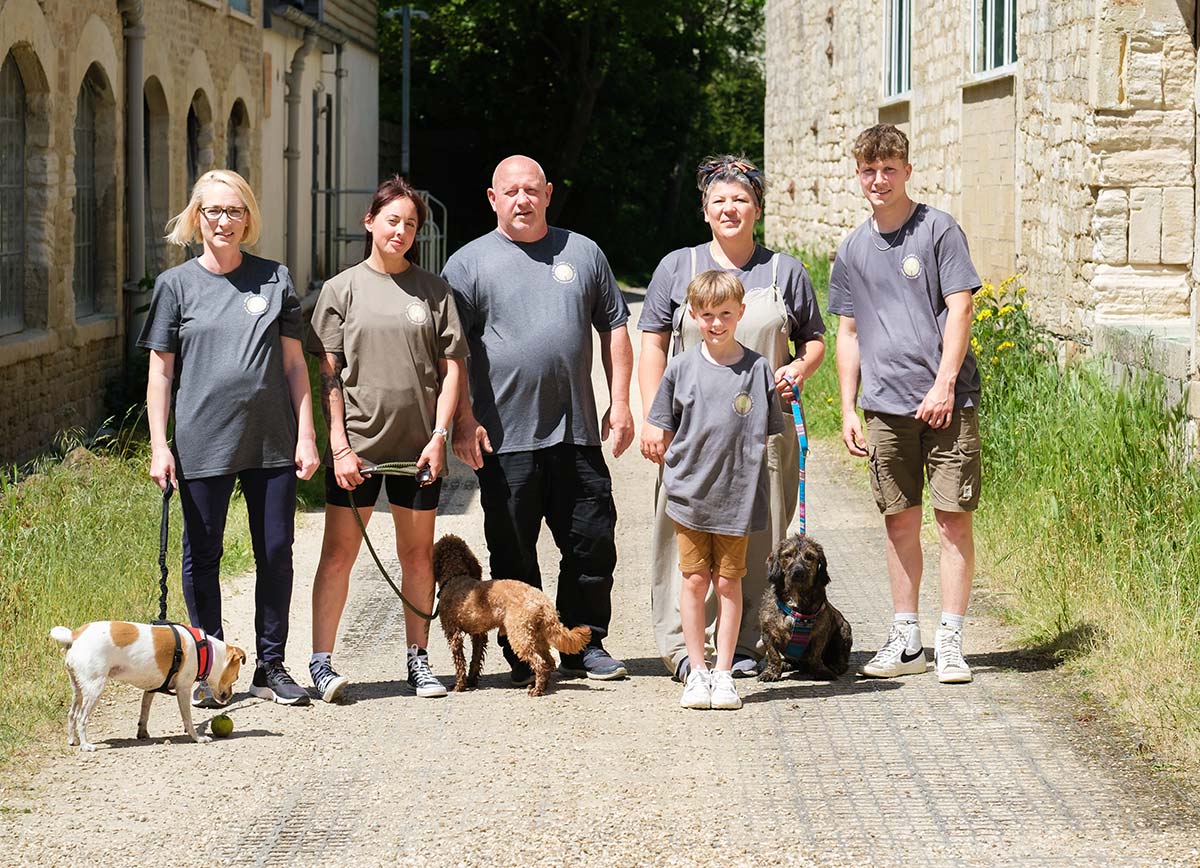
[475,444,617,642]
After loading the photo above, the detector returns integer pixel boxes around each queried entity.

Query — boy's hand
[841,413,868,457]
[640,422,672,465]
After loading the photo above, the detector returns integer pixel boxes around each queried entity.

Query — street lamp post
[384,5,428,178]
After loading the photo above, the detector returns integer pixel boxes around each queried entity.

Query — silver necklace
[870,201,917,252]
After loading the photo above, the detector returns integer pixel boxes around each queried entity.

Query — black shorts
[323,466,442,511]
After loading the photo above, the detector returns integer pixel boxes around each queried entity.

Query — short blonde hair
[164,169,262,247]
[686,269,745,310]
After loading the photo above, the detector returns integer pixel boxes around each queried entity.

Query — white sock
[310,652,331,668]
[940,612,965,632]
[893,613,921,650]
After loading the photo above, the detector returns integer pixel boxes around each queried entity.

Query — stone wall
[0,0,264,465]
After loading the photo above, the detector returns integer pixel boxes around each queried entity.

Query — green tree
[381,0,765,279]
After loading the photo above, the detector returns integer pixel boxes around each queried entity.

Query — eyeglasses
[200,206,247,222]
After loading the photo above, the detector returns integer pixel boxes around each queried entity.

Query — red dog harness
[153,624,212,694]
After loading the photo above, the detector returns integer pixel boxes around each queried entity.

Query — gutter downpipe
[118,0,145,354]
[334,42,344,274]
[285,30,317,289]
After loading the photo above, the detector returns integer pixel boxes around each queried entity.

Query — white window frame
[973,0,1017,74]
[883,0,912,100]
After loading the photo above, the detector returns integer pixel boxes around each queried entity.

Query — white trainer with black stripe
[406,645,447,698]
[934,626,973,683]
[859,621,927,678]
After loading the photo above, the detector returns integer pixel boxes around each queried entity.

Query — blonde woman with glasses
[138,169,320,708]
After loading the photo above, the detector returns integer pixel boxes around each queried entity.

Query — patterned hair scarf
[696,157,765,207]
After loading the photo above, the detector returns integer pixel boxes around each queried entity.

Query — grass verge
[0,433,253,770]
[799,250,1200,773]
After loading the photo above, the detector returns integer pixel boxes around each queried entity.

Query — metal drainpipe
[333,42,344,273]
[118,0,145,353]
[285,31,317,289]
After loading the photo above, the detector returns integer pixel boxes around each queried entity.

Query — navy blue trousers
[178,466,297,664]
[475,444,617,642]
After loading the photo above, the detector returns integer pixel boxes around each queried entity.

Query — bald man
[441,156,634,683]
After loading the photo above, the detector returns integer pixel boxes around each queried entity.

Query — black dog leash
[348,461,440,622]
[151,481,185,693]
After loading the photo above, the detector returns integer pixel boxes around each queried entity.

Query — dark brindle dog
[757,534,852,681]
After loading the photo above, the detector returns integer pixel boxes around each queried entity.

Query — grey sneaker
[406,645,448,698]
[560,644,628,681]
[673,656,692,684]
[731,654,759,678]
[190,680,228,709]
[249,662,311,706]
[309,659,349,703]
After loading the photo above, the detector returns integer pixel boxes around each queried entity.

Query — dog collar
[185,626,213,682]
[777,600,824,660]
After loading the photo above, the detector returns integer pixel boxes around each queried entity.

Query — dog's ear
[816,549,830,587]
[766,549,785,594]
[467,546,483,580]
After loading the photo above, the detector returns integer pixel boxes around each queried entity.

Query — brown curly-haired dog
[757,534,852,681]
[432,534,590,697]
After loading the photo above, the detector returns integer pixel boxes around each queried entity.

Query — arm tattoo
[319,355,346,428]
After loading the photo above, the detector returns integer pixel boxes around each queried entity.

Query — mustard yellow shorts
[673,521,750,580]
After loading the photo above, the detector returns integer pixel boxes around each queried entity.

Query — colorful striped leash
[783,374,809,535]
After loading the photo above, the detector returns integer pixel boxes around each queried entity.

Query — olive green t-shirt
[306,260,466,466]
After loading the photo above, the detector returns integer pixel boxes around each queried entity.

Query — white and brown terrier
[50,621,246,751]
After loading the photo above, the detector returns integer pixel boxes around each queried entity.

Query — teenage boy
[828,124,982,684]
[646,270,784,710]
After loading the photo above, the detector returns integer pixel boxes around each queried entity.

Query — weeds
[0,431,253,768]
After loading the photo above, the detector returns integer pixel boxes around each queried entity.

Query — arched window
[0,52,25,336]
[144,77,170,274]
[74,72,99,317]
[186,90,213,193]
[226,98,250,182]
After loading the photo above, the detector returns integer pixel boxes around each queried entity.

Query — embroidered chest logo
[552,262,576,283]
[244,295,268,315]
[732,392,754,417]
[901,255,922,280]
[406,301,430,325]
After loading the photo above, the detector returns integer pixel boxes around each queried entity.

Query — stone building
[765,0,1200,416]
[0,0,379,464]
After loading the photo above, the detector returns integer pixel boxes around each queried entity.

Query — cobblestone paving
[4,299,1200,866]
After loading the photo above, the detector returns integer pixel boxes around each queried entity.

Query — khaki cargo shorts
[673,521,750,580]
[864,408,982,515]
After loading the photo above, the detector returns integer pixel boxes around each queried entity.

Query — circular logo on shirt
[552,262,576,283]
[244,295,268,315]
[406,301,430,325]
[901,255,922,280]
[732,391,754,417]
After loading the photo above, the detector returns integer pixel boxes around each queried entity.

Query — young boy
[646,270,785,709]
[828,123,982,684]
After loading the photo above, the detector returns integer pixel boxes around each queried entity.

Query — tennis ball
[210,713,234,738]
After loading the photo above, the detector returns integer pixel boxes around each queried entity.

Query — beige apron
[649,247,800,671]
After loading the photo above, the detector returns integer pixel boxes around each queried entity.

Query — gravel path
[3,295,1200,867]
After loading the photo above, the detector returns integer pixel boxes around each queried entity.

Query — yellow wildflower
[998,304,1015,315]
[1016,285,1027,296]
[998,341,1015,351]
[975,309,994,321]
[991,356,999,364]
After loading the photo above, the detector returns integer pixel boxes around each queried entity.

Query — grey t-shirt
[137,254,302,479]
[638,244,825,343]
[441,228,630,453]
[827,204,981,416]
[647,344,785,536]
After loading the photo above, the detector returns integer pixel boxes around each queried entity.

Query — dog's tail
[547,621,591,655]
[50,626,74,648]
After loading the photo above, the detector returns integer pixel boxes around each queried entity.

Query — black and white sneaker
[859,622,927,678]
[309,659,350,703]
[250,662,311,705]
[406,645,447,698]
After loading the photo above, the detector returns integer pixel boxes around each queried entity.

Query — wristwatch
[432,426,449,442]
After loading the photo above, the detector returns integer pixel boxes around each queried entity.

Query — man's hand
[602,401,634,458]
[842,413,868,457]
[915,380,955,429]
[451,414,493,470]
[774,364,803,402]
[640,422,673,465]
[294,436,321,480]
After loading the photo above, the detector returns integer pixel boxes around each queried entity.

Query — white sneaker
[708,670,742,710]
[191,680,228,708]
[859,622,927,678]
[679,668,711,709]
[934,626,973,683]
